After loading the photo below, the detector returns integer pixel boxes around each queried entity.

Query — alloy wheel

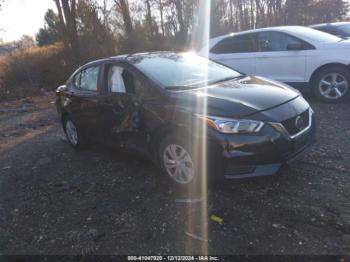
[318,73,348,100]
[163,144,194,184]
[65,120,78,146]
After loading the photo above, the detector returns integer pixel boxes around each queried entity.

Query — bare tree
[53,0,80,65]
[172,0,186,38]
[45,0,349,54]
[114,0,133,38]
[158,0,165,36]
[145,0,154,37]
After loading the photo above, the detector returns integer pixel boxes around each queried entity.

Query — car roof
[71,51,181,78]
[82,51,179,67]
[310,22,350,28]
[210,25,310,42]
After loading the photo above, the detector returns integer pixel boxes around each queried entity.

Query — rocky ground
[0,93,349,255]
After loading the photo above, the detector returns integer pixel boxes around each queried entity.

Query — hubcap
[318,73,348,100]
[65,120,78,146]
[163,144,194,184]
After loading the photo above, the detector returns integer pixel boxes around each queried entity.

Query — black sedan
[56,52,315,187]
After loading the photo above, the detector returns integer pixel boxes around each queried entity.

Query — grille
[281,109,310,136]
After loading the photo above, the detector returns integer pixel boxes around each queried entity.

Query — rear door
[209,33,257,75]
[254,31,310,83]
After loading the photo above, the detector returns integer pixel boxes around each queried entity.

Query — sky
[0,0,56,42]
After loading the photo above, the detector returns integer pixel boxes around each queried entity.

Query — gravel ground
[0,94,349,255]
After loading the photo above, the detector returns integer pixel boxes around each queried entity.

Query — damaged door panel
[99,63,149,154]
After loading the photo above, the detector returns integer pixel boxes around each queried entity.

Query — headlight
[197,115,264,134]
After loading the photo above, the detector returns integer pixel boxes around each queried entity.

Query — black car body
[310,22,350,39]
[56,52,315,186]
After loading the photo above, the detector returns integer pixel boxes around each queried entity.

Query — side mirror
[287,42,304,51]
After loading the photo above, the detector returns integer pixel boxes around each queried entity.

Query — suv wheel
[312,66,350,103]
[63,116,87,149]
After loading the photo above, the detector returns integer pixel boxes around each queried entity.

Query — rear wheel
[63,116,88,149]
[312,66,350,103]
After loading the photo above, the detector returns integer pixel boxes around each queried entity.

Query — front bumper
[207,109,316,179]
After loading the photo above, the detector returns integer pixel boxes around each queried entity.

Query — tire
[311,65,350,103]
[63,116,88,149]
[158,134,205,190]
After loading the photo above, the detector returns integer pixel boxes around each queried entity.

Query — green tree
[36,9,61,46]
[77,0,116,62]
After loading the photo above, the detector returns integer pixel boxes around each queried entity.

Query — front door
[98,63,148,153]
[70,65,102,140]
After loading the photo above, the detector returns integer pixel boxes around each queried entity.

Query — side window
[283,33,306,48]
[257,32,285,52]
[73,72,81,88]
[257,31,306,52]
[80,66,99,91]
[108,65,135,94]
[211,34,256,54]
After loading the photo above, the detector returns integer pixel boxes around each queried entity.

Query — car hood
[169,76,300,118]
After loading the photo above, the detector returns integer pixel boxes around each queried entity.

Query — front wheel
[312,66,350,103]
[63,116,88,149]
[159,135,200,188]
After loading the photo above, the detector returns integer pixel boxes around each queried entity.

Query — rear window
[211,34,256,54]
[288,27,341,43]
[338,24,350,36]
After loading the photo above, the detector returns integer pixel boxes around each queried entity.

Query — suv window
[74,66,99,91]
[257,31,307,52]
[107,65,135,94]
[211,34,256,54]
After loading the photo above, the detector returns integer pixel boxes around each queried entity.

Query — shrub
[0,42,71,100]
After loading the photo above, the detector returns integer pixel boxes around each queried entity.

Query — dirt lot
[0,93,349,255]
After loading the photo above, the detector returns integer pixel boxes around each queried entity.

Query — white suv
[199,26,350,103]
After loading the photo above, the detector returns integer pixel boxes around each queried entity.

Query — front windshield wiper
[165,86,194,91]
[165,75,247,90]
[208,75,246,86]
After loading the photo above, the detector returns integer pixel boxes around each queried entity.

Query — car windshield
[130,52,241,89]
[338,24,350,36]
[289,27,342,42]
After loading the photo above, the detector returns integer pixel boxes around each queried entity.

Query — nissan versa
[56,52,316,187]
